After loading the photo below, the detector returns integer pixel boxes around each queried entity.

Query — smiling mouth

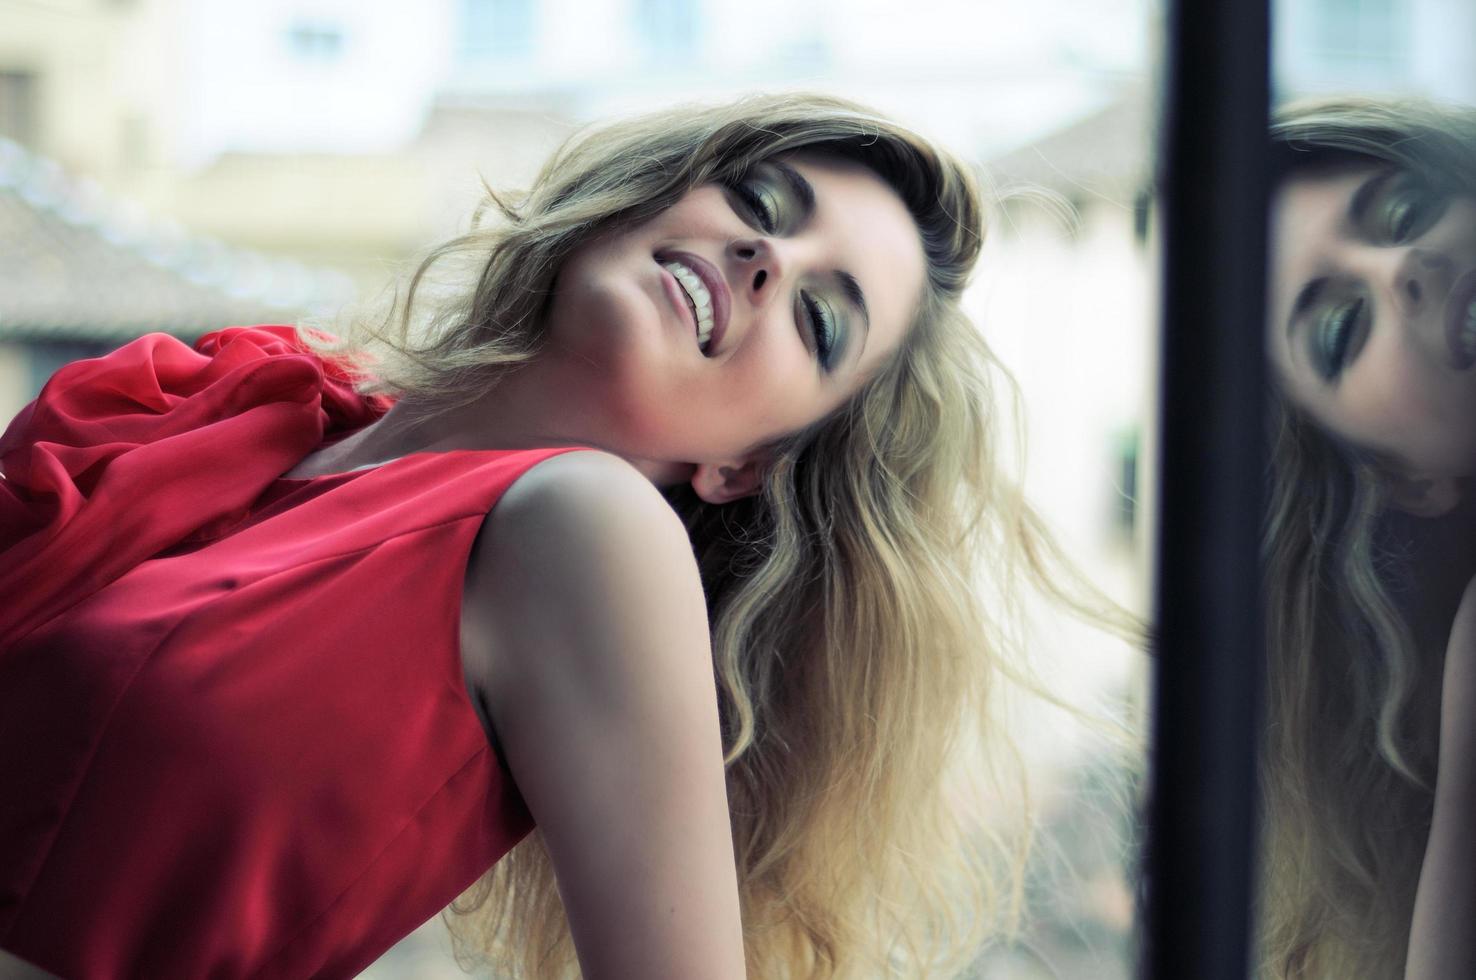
[1447,269,1476,370]
[661,259,715,353]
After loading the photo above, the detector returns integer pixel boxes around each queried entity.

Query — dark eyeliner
[803,292,837,370]
[1369,171,1448,244]
[731,178,779,234]
[1315,295,1365,381]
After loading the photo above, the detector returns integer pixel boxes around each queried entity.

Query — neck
[291,356,696,488]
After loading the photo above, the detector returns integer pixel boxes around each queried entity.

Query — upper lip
[1444,268,1476,370]
[659,249,730,357]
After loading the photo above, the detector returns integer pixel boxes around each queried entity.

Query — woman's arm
[462,451,746,980]
[1405,576,1476,980]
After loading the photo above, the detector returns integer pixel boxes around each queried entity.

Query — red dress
[0,327,580,977]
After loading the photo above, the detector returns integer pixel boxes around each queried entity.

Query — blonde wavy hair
[314,93,1115,978]
[1260,96,1476,979]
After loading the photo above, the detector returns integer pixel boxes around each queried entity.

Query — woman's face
[537,153,927,491]
[1267,163,1476,481]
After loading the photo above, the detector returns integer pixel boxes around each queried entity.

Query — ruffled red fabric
[0,326,387,650]
[0,327,568,976]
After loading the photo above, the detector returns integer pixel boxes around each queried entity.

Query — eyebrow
[1281,275,1328,367]
[1286,276,1328,350]
[772,160,874,358]
[770,160,816,220]
[1347,167,1395,232]
[835,270,871,352]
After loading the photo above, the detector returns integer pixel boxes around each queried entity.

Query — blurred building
[0,0,1150,289]
[0,0,1152,425]
[0,133,355,423]
[928,88,1157,980]
[1276,0,1476,100]
[983,89,1155,586]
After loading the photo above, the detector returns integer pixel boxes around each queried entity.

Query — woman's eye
[1376,173,1449,244]
[1315,295,1366,381]
[732,179,780,234]
[802,292,837,370]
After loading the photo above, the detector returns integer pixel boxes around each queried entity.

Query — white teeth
[662,260,715,352]
[1462,297,1476,362]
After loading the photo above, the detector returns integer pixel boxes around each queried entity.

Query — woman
[0,94,1089,978]
[1262,97,1476,979]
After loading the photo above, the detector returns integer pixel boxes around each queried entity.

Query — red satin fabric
[0,327,577,977]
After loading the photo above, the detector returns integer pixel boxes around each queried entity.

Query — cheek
[547,237,657,341]
[1346,342,1476,470]
[1420,387,1476,471]
[1442,197,1476,243]
[714,333,825,432]
[1350,339,1440,428]
[641,187,732,238]
[548,240,619,313]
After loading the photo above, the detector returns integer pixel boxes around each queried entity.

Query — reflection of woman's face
[1268,164,1476,478]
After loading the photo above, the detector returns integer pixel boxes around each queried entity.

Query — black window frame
[1145,0,1270,975]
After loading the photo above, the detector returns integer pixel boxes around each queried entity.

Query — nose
[1392,247,1453,318]
[729,237,788,307]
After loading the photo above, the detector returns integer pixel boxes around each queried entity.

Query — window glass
[1262,2,1475,976]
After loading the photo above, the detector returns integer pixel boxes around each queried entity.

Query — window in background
[460,0,537,62]
[1310,0,1409,77]
[0,71,38,148]
[120,114,148,171]
[1276,0,1415,92]
[285,21,347,63]
[634,0,701,66]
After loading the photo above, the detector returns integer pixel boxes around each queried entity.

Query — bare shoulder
[477,449,699,595]
[1455,575,1476,631]
[1447,575,1476,672]
[461,449,745,977]
[490,449,689,551]
[462,449,708,685]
